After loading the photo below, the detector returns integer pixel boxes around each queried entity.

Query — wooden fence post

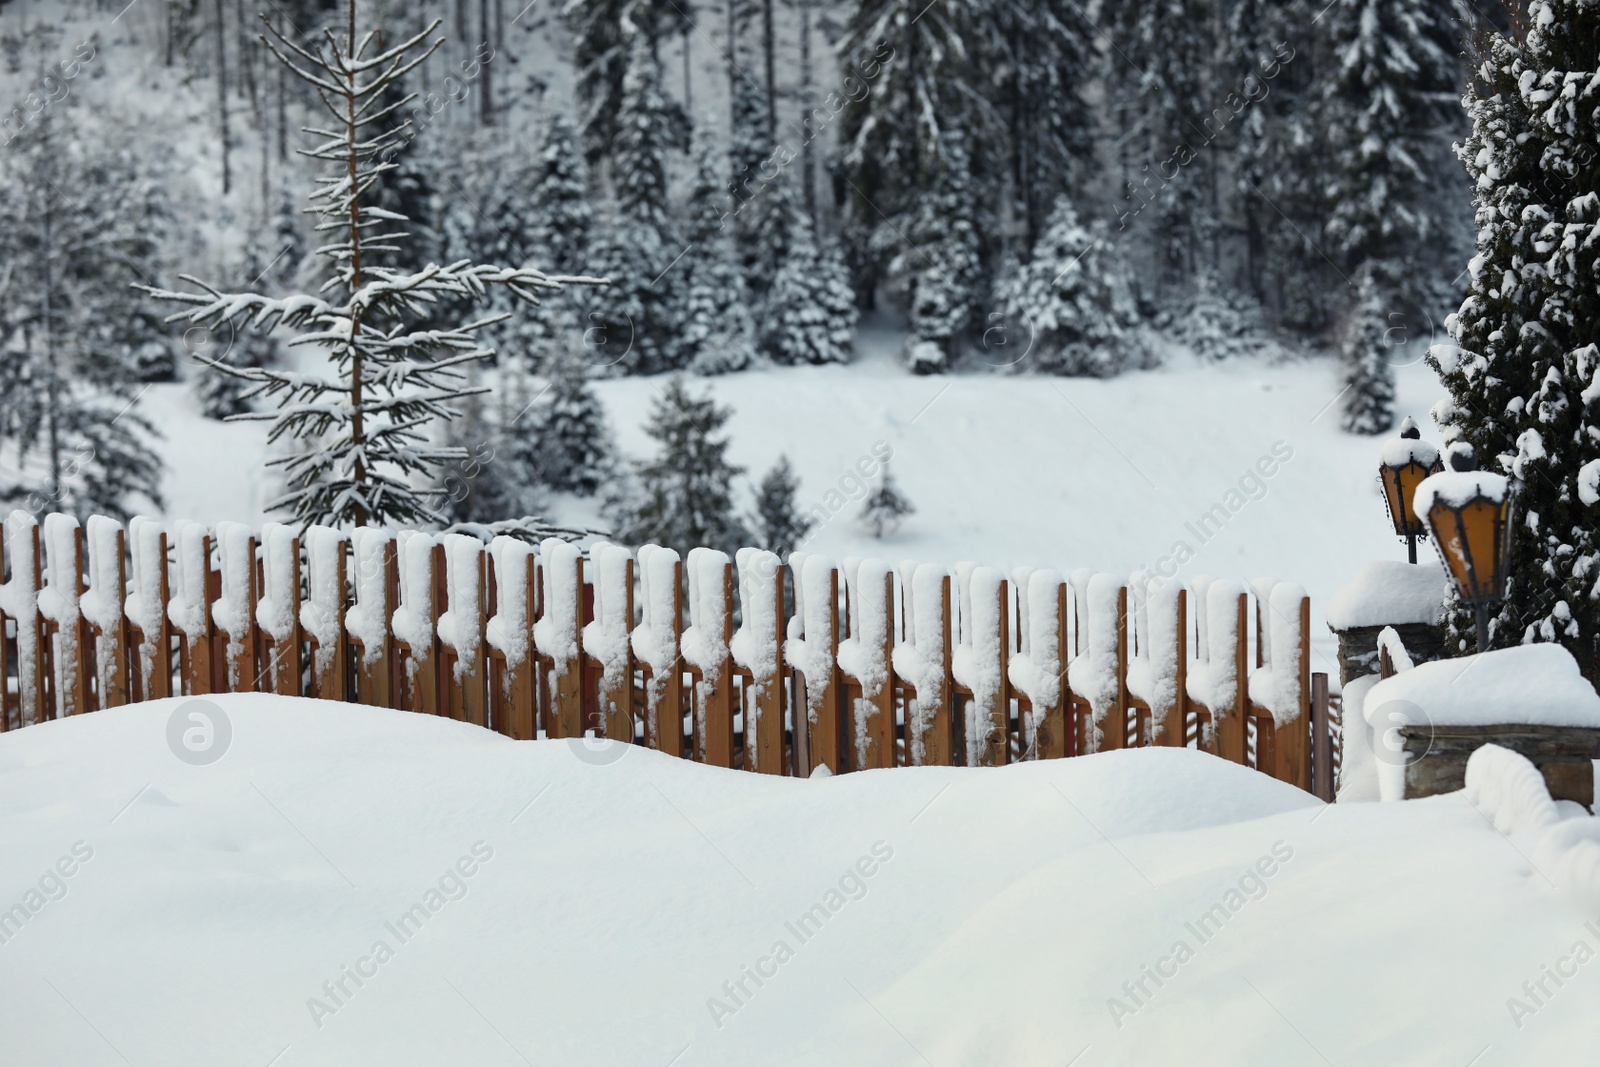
[83,519,130,710]
[302,527,349,703]
[258,525,303,698]
[348,530,396,710]
[534,539,584,739]
[487,537,536,740]
[1215,592,1249,764]
[168,523,214,697]
[391,532,440,715]
[38,516,92,717]
[438,534,486,726]
[1151,588,1188,747]
[1311,671,1332,801]
[688,554,735,768]
[1275,594,1313,791]
[1028,575,1070,760]
[126,518,171,703]
[2,513,46,727]
[212,523,258,694]
[734,550,784,774]
[809,562,842,774]
[594,551,634,746]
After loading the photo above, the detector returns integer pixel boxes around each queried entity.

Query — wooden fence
[0,510,1337,798]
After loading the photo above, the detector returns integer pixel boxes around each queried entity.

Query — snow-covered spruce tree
[763,222,858,366]
[1339,269,1397,435]
[1428,2,1600,681]
[899,132,985,363]
[997,197,1145,377]
[534,113,594,277]
[991,0,1097,249]
[679,132,758,374]
[1172,267,1268,363]
[611,376,748,556]
[144,4,604,529]
[835,0,997,306]
[0,109,166,519]
[860,460,913,538]
[564,0,684,165]
[1317,0,1462,433]
[753,454,812,558]
[588,30,686,375]
[527,344,615,496]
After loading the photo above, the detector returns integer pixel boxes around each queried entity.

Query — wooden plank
[1150,588,1188,747]
[308,534,349,702]
[217,531,259,695]
[700,560,735,768]
[491,545,537,740]
[1034,581,1070,759]
[1274,595,1313,791]
[1215,593,1249,764]
[264,532,303,699]
[179,532,216,697]
[864,567,896,769]
[975,577,1010,767]
[457,544,486,727]
[1311,671,1332,801]
[9,518,46,725]
[550,547,585,739]
[93,526,131,709]
[598,555,633,746]
[351,534,397,710]
[807,564,841,775]
[747,557,785,774]
[931,574,954,766]
[644,557,684,755]
[137,524,173,702]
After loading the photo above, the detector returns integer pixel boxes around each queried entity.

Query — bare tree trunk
[277,13,288,164]
[42,186,60,503]
[215,0,231,196]
[799,0,815,225]
[480,0,492,124]
[345,0,367,526]
[761,0,775,141]
[682,27,692,116]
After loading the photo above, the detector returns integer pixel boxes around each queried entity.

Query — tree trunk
[799,1,815,226]
[345,0,367,526]
[480,0,492,124]
[762,0,776,141]
[42,186,61,505]
[215,0,231,196]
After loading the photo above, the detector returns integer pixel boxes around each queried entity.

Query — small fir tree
[752,454,812,557]
[860,460,914,538]
[997,197,1145,377]
[1339,270,1397,435]
[612,376,748,555]
[528,345,615,496]
[762,202,857,365]
[144,2,604,529]
[679,132,758,373]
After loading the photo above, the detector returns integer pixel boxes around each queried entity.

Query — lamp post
[1416,444,1514,653]
[1379,417,1442,565]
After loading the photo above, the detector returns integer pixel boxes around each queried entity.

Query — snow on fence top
[0,508,1327,791]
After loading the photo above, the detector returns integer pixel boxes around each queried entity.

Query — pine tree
[763,205,857,365]
[612,376,748,555]
[835,0,997,306]
[144,2,605,529]
[534,113,594,276]
[1428,2,1600,682]
[991,0,1098,249]
[1339,270,1396,434]
[528,345,615,495]
[563,0,684,165]
[753,454,811,557]
[1315,0,1462,430]
[589,30,686,374]
[900,132,985,360]
[679,133,758,373]
[0,109,166,519]
[860,460,913,537]
[997,197,1146,377]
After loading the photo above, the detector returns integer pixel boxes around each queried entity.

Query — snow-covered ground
[149,329,1449,677]
[1,693,1597,1065]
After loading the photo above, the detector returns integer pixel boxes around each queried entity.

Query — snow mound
[1465,744,1600,908]
[1364,644,1600,728]
[1325,560,1447,629]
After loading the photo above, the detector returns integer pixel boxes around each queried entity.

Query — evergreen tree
[680,134,758,373]
[752,454,811,557]
[1315,0,1462,430]
[528,345,615,495]
[612,376,748,555]
[860,460,913,537]
[900,132,985,360]
[1338,270,1397,434]
[145,3,604,529]
[563,0,684,165]
[0,109,166,519]
[991,0,1098,249]
[589,31,686,374]
[762,217,857,365]
[836,0,998,306]
[535,113,594,276]
[1429,1,1600,682]
[997,197,1146,377]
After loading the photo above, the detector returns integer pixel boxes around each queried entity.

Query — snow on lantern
[1378,416,1442,564]
[1414,443,1513,653]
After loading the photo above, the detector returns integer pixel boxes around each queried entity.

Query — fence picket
[303,527,349,702]
[487,537,536,739]
[732,549,784,774]
[348,529,397,710]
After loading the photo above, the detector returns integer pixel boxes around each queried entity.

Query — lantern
[1415,446,1513,652]
[1378,417,1442,564]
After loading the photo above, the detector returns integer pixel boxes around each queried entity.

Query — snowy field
[150,329,1450,675]
[2,693,1597,1066]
